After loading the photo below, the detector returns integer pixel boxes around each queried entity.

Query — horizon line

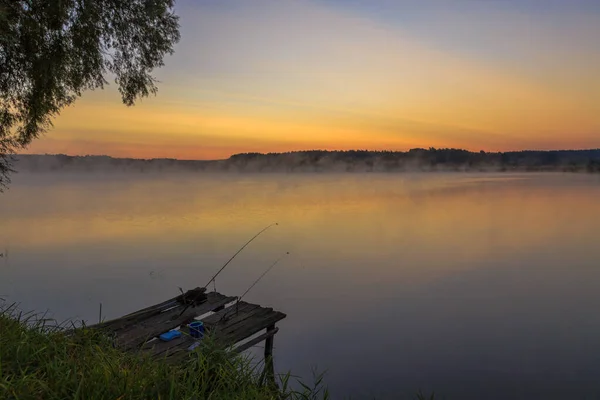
[16,147,600,162]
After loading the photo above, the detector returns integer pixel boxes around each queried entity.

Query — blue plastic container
[159,330,182,342]
[188,321,205,338]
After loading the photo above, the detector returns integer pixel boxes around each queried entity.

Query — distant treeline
[14,154,216,173]
[13,148,600,173]
[227,148,600,172]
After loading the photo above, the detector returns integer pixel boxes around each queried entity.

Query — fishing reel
[176,287,208,307]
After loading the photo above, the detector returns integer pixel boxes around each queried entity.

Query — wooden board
[87,291,286,363]
[92,287,207,332]
[114,293,236,351]
[143,301,286,361]
[202,301,286,344]
[233,327,279,354]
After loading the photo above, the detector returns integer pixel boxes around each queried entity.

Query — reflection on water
[1,172,600,399]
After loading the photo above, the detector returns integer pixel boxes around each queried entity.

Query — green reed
[0,303,329,400]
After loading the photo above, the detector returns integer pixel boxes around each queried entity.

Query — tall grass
[0,303,329,400]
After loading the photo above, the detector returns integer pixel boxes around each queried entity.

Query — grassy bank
[0,305,328,400]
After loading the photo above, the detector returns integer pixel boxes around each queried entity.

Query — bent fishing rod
[177,222,279,317]
[217,251,290,322]
[204,222,279,290]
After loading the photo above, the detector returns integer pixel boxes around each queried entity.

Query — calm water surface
[2,172,600,399]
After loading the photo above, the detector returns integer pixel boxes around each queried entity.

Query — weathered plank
[146,302,259,358]
[148,304,284,361]
[86,289,286,367]
[222,311,286,345]
[203,301,261,330]
[114,293,235,351]
[233,327,279,354]
[94,305,173,332]
[92,287,207,332]
[151,334,197,359]
[212,307,275,339]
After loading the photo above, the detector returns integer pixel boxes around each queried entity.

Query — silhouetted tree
[0,0,180,189]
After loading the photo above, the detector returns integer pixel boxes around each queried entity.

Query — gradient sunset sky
[26,0,600,160]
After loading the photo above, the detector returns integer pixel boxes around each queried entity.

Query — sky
[26,0,600,160]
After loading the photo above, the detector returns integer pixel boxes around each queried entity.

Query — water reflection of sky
[1,172,600,399]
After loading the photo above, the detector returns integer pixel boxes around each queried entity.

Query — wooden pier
[88,287,286,381]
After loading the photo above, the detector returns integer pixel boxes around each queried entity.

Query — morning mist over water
[2,0,600,397]
[2,171,600,399]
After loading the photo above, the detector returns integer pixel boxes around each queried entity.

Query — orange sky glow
[23,0,600,160]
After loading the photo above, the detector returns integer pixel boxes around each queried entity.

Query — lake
[1,171,600,399]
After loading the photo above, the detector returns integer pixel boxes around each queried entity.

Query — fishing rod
[217,251,289,322]
[177,223,279,317]
[238,252,289,304]
[204,222,278,290]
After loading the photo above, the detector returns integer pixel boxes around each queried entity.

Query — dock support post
[261,324,276,388]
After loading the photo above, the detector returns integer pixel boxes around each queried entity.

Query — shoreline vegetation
[1,306,438,400]
[12,148,600,174]
[0,304,332,400]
